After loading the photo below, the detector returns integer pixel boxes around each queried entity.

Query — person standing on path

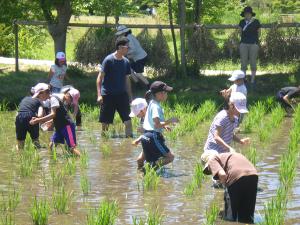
[239,6,261,85]
[96,36,133,137]
[115,25,149,87]
[203,152,258,223]
[48,52,68,93]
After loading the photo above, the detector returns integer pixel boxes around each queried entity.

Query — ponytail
[144,90,153,104]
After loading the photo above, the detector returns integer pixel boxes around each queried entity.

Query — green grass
[64,158,77,176]
[132,207,164,225]
[184,163,205,196]
[0,188,21,212]
[80,173,91,195]
[19,139,40,177]
[143,163,160,191]
[204,202,220,225]
[100,142,113,158]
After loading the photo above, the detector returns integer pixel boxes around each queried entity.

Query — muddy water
[1,118,300,224]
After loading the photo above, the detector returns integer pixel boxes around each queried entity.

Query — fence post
[13,20,19,72]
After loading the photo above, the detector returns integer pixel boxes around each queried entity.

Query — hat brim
[164,86,173,92]
[228,77,237,81]
[240,12,256,17]
[235,106,249,113]
[203,163,211,175]
[129,112,136,117]
[32,93,39,98]
[116,28,130,36]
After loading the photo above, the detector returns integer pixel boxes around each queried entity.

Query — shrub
[74,28,115,65]
[67,64,85,77]
[223,30,240,61]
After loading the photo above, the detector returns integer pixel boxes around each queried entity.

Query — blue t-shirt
[101,53,131,95]
[239,18,261,44]
[143,100,165,133]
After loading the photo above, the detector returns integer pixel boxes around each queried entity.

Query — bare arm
[126,75,133,102]
[283,94,292,106]
[96,72,104,103]
[153,117,178,130]
[214,126,231,151]
[48,68,54,82]
[37,106,44,117]
[30,107,57,125]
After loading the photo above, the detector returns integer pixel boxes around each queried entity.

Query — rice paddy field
[0,65,300,224]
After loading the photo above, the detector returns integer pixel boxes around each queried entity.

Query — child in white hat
[48,52,68,93]
[16,83,50,150]
[220,70,247,100]
[129,98,148,170]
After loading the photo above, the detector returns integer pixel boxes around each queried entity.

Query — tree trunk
[41,0,72,55]
[194,0,201,23]
[178,0,187,76]
[168,0,179,73]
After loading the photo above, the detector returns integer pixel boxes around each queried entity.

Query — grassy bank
[0,65,299,109]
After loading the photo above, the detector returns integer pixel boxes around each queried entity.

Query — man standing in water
[96,36,133,137]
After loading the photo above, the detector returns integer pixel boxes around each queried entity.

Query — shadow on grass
[0,67,299,109]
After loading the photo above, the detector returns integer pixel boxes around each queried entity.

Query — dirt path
[0,56,278,76]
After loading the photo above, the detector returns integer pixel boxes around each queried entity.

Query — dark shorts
[99,93,131,124]
[141,131,170,164]
[15,112,39,141]
[51,123,76,148]
[130,56,147,73]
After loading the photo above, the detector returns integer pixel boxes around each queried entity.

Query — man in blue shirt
[96,36,133,137]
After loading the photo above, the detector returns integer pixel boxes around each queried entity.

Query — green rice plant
[86,199,119,225]
[242,101,266,133]
[52,185,73,214]
[279,154,296,188]
[3,188,20,211]
[80,149,89,169]
[50,167,65,187]
[31,196,50,225]
[184,163,205,196]
[204,202,220,225]
[100,142,112,158]
[51,146,57,162]
[263,187,287,225]
[64,158,77,176]
[80,173,91,195]
[0,100,9,112]
[19,139,40,177]
[0,213,14,225]
[143,163,160,191]
[245,146,258,166]
[132,207,164,225]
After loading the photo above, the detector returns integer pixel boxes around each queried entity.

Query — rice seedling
[242,101,266,133]
[100,142,112,158]
[50,167,65,187]
[245,146,258,166]
[143,163,160,191]
[19,139,40,177]
[3,188,20,212]
[31,196,50,225]
[86,199,119,225]
[80,149,89,169]
[64,158,77,176]
[279,154,296,188]
[132,207,164,225]
[184,163,205,196]
[204,202,220,225]
[0,213,14,225]
[51,146,57,162]
[80,173,91,195]
[52,185,73,214]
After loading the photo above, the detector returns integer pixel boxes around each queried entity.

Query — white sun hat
[229,92,248,113]
[129,98,147,117]
[228,70,245,81]
[115,25,131,36]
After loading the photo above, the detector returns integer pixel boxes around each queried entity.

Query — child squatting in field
[140,81,179,168]
[30,89,80,156]
[15,83,50,150]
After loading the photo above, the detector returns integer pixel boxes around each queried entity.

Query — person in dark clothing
[203,152,258,224]
[30,91,80,156]
[239,6,261,84]
[15,83,50,150]
[276,86,300,113]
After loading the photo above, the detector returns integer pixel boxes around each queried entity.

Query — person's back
[18,96,42,115]
[126,34,147,62]
[231,83,247,96]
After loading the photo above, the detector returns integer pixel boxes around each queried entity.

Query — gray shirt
[49,64,67,88]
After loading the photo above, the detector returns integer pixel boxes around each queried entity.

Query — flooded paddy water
[0,109,300,225]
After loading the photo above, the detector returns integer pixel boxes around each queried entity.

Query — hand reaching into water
[240,137,250,145]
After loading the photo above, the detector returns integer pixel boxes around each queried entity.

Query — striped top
[204,110,238,153]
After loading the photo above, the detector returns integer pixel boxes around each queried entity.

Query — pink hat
[56,52,66,60]
[129,98,147,117]
[68,88,80,106]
